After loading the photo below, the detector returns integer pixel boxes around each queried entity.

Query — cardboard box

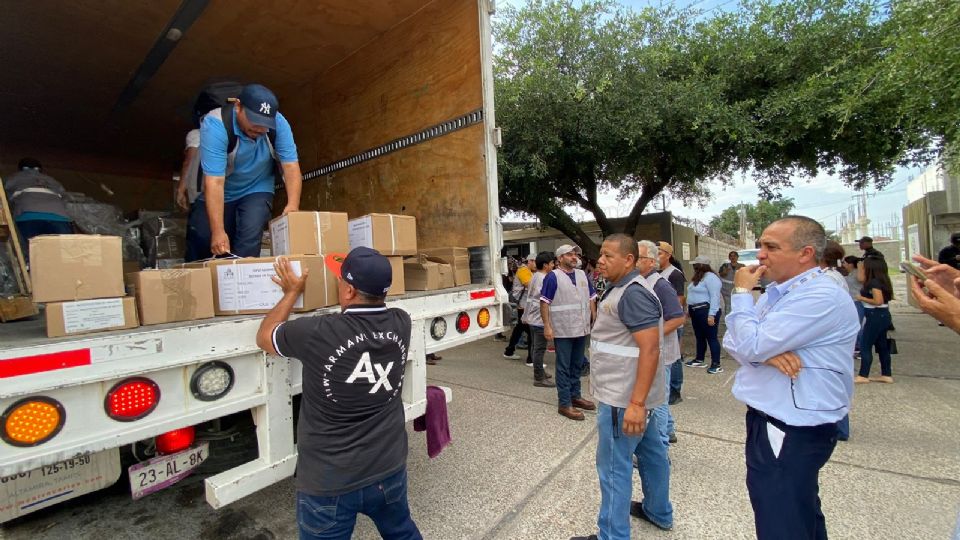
[45,296,139,338]
[387,257,405,296]
[348,214,417,256]
[403,254,454,291]
[270,211,349,256]
[128,269,215,325]
[30,235,125,303]
[419,247,470,286]
[207,256,336,315]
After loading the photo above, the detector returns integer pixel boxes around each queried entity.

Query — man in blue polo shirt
[187,83,302,260]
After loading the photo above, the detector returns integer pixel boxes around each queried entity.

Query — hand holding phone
[900,261,927,281]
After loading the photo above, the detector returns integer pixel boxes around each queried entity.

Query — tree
[709,198,796,239]
[495,0,932,259]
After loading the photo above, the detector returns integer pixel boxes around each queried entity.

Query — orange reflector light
[105,378,160,422]
[455,312,470,333]
[477,308,491,328]
[2,397,65,447]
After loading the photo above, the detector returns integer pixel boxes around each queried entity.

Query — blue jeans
[16,219,73,263]
[297,468,422,540]
[554,336,586,407]
[853,301,865,350]
[186,192,273,261]
[636,390,674,529]
[596,403,644,540]
[859,308,892,377]
[670,327,684,394]
[689,305,722,367]
[660,367,677,438]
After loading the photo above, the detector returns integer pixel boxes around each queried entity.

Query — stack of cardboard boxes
[31,235,139,337]
[29,212,475,337]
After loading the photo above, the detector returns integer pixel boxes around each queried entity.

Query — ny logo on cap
[260,102,271,114]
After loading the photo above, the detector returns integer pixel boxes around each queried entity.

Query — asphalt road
[3,276,958,539]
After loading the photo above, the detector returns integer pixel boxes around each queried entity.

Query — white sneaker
[503,353,521,360]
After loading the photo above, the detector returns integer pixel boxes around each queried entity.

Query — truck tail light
[1,397,65,447]
[156,426,195,455]
[190,361,235,401]
[477,308,491,328]
[105,377,160,422]
[430,317,447,340]
[455,312,470,333]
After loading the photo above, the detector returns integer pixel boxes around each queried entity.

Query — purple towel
[413,385,451,458]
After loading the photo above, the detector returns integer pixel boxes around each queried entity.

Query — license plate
[128,442,208,500]
[0,449,121,523]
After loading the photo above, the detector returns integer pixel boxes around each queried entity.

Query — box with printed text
[207,256,336,315]
[348,213,417,256]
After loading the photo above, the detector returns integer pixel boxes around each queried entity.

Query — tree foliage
[709,198,796,240]
[495,0,938,258]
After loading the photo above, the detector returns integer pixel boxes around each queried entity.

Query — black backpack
[192,82,281,194]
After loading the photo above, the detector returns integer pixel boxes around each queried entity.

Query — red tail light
[456,312,470,333]
[156,426,195,455]
[105,378,160,421]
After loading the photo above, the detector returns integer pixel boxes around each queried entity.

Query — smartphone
[899,261,927,281]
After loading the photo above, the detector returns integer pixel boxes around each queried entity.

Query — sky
[496,0,927,236]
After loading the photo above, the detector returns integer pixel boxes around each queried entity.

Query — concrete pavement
[3,278,958,539]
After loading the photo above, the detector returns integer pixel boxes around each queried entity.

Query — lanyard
[758,268,825,320]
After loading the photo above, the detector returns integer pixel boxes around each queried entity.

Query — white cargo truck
[0,0,504,522]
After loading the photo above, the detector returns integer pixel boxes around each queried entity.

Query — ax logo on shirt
[345,352,394,393]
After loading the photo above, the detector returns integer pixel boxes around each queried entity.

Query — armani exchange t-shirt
[272,304,411,496]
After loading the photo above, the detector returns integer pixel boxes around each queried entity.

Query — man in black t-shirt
[938,232,960,270]
[256,247,422,540]
[857,236,884,260]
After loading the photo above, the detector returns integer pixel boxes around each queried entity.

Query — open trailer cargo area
[0,0,504,522]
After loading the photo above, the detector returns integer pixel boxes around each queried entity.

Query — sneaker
[493,333,508,342]
[503,353,521,360]
[525,359,533,367]
[685,359,706,368]
[854,375,871,384]
[534,379,556,388]
[668,432,677,444]
[668,391,682,405]
[630,501,673,531]
[707,366,724,374]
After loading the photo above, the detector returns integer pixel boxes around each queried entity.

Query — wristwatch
[733,287,751,294]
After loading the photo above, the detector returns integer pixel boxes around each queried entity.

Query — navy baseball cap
[325,247,392,296]
[238,84,278,129]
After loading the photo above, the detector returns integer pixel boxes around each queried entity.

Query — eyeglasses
[791,367,846,412]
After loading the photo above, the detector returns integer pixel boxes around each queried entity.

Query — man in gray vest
[657,241,686,407]
[627,240,684,531]
[540,243,597,420]
[522,251,557,387]
[3,158,73,263]
[570,234,664,540]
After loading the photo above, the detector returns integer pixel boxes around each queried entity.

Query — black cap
[238,84,278,129]
[856,236,873,243]
[951,232,960,243]
[334,247,392,297]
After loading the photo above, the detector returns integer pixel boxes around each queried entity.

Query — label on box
[216,261,303,312]
[270,217,290,256]
[61,298,126,334]
[348,216,374,250]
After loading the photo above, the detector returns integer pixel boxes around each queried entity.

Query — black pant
[859,308,892,377]
[689,305,722,367]
[505,311,531,360]
[745,408,838,540]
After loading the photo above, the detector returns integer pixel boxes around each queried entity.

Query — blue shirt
[687,272,722,316]
[722,267,860,426]
[539,269,597,304]
[199,110,299,202]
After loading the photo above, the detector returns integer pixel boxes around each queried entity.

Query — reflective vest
[589,274,665,409]
[546,268,591,338]
[522,271,547,327]
[644,272,682,365]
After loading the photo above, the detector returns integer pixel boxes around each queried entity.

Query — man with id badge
[722,216,859,540]
[569,234,663,540]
